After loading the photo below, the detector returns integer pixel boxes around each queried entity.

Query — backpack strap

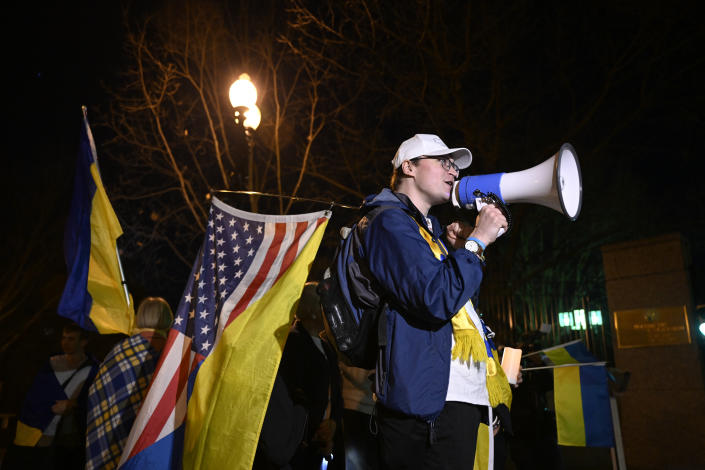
[59,359,91,390]
[351,205,400,360]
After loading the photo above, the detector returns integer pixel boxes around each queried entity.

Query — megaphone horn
[451,143,583,221]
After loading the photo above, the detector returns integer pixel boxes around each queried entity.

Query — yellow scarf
[414,219,512,408]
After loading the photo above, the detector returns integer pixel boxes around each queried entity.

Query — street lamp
[229,73,261,134]
[229,73,261,193]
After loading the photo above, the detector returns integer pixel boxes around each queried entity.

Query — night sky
[2,0,704,417]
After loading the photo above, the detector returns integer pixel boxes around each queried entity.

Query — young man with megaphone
[340,133,514,469]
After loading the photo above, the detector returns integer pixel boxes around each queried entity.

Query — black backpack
[316,206,394,369]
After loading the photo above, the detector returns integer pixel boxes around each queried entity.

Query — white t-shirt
[43,359,92,437]
[445,302,490,406]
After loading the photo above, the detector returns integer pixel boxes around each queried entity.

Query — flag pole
[522,339,584,358]
[115,246,131,308]
[211,189,361,210]
[83,105,131,309]
[522,361,606,372]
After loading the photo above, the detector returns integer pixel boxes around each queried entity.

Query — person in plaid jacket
[85,297,173,470]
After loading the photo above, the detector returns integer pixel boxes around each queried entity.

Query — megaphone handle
[475,198,506,237]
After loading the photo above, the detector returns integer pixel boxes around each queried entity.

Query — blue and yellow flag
[540,341,614,447]
[57,107,134,335]
[554,364,614,447]
[120,198,331,470]
[14,360,98,447]
[13,363,68,446]
[540,339,597,366]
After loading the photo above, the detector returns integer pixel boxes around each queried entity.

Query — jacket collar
[392,191,440,237]
[363,188,441,236]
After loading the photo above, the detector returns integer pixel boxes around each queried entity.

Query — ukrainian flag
[541,341,614,447]
[14,364,74,446]
[554,365,614,447]
[57,107,134,335]
[541,339,597,366]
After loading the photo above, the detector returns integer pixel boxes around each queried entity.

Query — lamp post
[229,74,261,192]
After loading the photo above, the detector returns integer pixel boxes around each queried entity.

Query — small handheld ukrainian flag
[57,107,134,335]
[539,340,614,447]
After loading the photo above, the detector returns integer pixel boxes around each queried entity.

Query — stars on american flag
[172,203,266,356]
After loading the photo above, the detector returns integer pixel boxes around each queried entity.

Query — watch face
[465,240,480,252]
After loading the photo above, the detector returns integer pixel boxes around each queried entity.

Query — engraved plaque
[614,306,691,348]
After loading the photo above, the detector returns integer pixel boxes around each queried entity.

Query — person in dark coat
[254,282,344,470]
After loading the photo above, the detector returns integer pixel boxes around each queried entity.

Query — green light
[572,309,586,330]
[559,312,572,327]
[589,310,603,326]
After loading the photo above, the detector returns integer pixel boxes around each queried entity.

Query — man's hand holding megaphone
[446,204,508,258]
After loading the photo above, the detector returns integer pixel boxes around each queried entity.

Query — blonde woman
[85,297,173,470]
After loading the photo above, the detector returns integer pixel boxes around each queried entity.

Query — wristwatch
[464,238,485,262]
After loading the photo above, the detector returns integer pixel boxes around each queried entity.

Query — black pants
[343,409,380,470]
[377,401,482,470]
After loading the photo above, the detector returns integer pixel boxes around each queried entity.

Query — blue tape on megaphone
[456,173,505,207]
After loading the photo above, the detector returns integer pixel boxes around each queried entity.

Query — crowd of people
[5,133,522,470]
[4,298,173,470]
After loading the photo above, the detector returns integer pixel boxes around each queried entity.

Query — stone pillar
[601,233,705,469]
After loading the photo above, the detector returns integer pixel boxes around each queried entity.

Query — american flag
[119,197,330,469]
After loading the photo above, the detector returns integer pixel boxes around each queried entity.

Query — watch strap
[467,236,486,251]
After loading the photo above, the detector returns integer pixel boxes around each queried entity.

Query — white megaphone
[451,143,582,236]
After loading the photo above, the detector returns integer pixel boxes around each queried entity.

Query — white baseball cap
[391,134,472,169]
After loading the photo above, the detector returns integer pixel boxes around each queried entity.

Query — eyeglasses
[412,156,460,173]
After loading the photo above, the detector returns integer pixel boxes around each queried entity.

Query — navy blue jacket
[356,189,484,420]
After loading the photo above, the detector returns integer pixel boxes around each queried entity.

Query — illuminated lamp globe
[229,73,257,109]
[242,104,261,131]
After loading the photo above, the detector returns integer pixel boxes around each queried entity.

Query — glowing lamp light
[699,320,705,337]
[229,74,260,131]
[240,104,261,131]
[229,73,257,108]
